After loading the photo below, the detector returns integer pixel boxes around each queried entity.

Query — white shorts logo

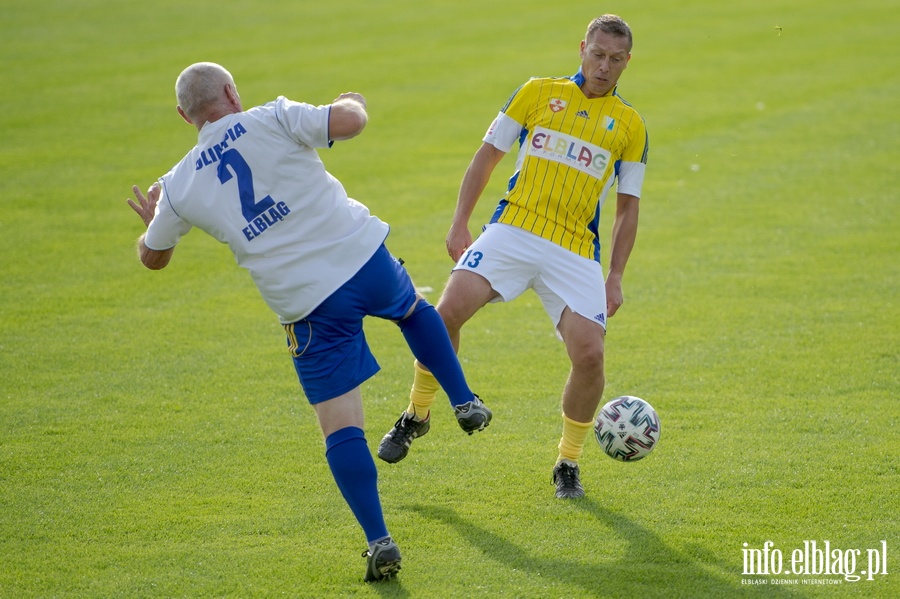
[527,126,610,178]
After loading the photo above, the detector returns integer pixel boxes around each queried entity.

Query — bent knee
[436,270,496,331]
[573,347,605,372]
[399,296,428,322]
[566,338,605,373]
[435,300,466,333]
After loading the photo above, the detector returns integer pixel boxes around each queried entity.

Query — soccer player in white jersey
[381,15,649,499]
[126,62,491,582]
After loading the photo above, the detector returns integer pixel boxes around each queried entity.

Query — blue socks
[324,426,388,543]
[398,301,473,407]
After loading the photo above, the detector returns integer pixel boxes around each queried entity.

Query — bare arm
[446,142,506,261]
[605,193,640,318]
[127,183,174,270]
[328,92,368,141]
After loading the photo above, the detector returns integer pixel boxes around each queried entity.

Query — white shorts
[453,223,607,332]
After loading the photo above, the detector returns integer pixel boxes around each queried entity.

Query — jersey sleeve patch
[483,112,524,153]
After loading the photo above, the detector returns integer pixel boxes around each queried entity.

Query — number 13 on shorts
[460,250,483,268]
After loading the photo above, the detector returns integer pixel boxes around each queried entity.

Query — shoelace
[556,465,579,486]
[394,414,424,436]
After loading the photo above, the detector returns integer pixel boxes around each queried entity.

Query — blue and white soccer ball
[594,396,660,461]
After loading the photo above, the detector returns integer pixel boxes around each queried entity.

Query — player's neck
[194,106,240,131]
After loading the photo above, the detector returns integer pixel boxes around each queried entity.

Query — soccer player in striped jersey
[381,15,648,499]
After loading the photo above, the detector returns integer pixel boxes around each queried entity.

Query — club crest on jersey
[549,98,567,113]
[602,116,616,131]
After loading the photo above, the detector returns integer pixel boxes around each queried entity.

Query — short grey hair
[586,14,633,51]
[175,62,236,122]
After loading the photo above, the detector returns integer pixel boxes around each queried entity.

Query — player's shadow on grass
[407,501,803,598]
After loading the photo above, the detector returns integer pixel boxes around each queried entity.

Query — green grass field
[1,0,897,597]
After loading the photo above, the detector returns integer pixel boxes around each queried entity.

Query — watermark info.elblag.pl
[742,540,889,585]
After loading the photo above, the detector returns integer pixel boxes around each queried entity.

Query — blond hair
[586,14,633,51]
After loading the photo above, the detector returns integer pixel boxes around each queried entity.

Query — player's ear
[224,83,242,111]
[176,106,193,125]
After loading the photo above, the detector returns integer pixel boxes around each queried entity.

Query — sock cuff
[325,426,365,453]
[562,413,594,430]
[414,361,436,378]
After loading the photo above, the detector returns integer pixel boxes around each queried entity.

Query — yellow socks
[407,361,439,420]
[557,413,594,464]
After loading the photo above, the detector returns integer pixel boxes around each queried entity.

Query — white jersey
[145,96,390,323]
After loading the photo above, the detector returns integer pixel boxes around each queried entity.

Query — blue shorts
[283,244,418,404]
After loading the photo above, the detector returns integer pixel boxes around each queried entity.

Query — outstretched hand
[127,183,160,228]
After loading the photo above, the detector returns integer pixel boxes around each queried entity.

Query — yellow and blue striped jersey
[484,70,648,262]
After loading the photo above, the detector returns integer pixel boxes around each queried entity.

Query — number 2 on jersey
[217,149,276,222]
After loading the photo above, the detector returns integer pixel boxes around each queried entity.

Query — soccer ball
[594,396,660,461]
